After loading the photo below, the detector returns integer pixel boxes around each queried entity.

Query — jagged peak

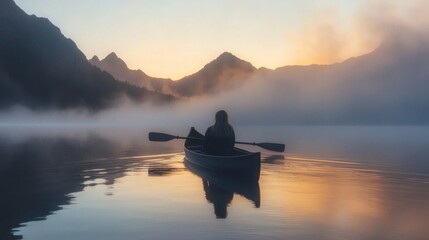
[205,51,256,71]
[216,52,239,61]
[90,55,100,62]
[219,51,235,57]
[101,52,129,69]
[105,52,119,60]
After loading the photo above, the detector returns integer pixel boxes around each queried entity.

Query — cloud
[284,0,429,66]
[285,8,349,65]
[356,0,429,45]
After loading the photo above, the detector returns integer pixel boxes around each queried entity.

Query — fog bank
[1,0,429,126]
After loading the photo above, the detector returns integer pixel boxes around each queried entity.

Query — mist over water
[2,1,429,239]
[2,36,429,126]
[2,1,429,126]
[1,125,429,240]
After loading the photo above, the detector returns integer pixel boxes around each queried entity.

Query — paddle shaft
[176,137,257,146]
[174,136,202,140]
[149,132,285,152]
[235,141,257,146]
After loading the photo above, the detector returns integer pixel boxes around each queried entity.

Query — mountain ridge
[0,0,174,110]
[89,52,174,95]
[172,51,256,97]
[238,34,429,125]
[3,0,429,124]
[90,51,257,97]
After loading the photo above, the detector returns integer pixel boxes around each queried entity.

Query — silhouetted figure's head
[204,110,235,155]
[213,110,233,138]
[215,110,228,124]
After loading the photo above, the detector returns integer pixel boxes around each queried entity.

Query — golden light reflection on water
[260,154,429,238]
[108,151,429,237]
[3,126,429,240]
[12,150,429,240]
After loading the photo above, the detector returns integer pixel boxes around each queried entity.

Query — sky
[14,0,419,79]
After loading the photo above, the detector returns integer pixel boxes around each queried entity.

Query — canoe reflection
[185,161,260,219]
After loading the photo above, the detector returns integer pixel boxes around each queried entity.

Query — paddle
[235,141,285,153]
[149,132,285,153]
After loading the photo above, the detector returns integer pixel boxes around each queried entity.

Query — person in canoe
[204,110,235,155]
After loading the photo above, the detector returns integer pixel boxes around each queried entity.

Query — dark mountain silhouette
[0,0,173,110]
[171,52,256,97]
[2,0,429,124]
[91,52,256,97]
[85,22,429,125]
[89,53,175,95]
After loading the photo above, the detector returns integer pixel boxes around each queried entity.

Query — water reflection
[203,180,233,218]
[262,154,285,164]
[0,132,181,240]
[0,136,116,240]
[148,167,179,176]
[185,161,260,219]
[1,126,429,240]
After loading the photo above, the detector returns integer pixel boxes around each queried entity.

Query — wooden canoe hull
[184,128,261,181]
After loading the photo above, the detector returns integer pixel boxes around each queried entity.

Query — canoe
[184,127,261,181]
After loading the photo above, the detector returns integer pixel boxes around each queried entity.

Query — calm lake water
[1,126,428,240]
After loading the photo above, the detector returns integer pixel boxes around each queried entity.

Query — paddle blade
[149,132,176,142]
[256,142,285,152]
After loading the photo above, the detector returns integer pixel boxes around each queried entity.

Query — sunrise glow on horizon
[14,0,422,79]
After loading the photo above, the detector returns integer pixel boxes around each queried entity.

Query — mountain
[172,52,257,97]
[91,52,257,97]
[89,53,175,95]
[0,0,173,110]
[224,35,429,125]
